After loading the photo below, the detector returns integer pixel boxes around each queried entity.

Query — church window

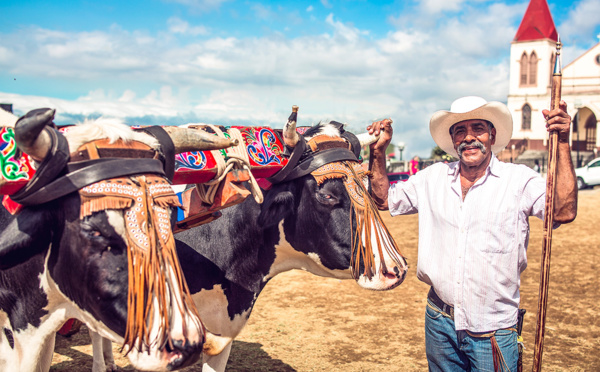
[522,104,531,130]
[529,52,538,86]
[520,52,529,86]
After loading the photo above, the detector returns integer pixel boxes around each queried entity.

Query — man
[367,96,577,371]
[409,155,420,175]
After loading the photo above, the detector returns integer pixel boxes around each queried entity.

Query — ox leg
[39,333,56,372]
[90,330,118,372]
[202,343,233,372]
[90,330,107,372]
[102,336,118,371]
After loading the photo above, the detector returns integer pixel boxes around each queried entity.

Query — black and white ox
[170,121,408,371]
[0,109,236,372]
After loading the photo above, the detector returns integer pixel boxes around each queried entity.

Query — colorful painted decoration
[0,124,312,195]
[236,126,285,167]
[0,127,35,195]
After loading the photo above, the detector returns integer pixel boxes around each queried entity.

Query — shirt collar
[447,153,502,180]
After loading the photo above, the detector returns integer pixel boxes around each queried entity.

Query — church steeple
[514,0,558,42]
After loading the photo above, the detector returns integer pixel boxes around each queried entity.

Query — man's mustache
[457,140,486,158]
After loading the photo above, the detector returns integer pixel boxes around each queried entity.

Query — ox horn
[14,108,56,162]
[283,105,300,148]
[161,126,239,153]
[356,118,393,147]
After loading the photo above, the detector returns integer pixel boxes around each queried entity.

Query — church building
[503,0,600,166]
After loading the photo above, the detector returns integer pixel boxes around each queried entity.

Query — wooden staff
[531,38,562,372]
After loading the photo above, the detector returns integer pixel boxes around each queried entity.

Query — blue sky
[1,0,599,157]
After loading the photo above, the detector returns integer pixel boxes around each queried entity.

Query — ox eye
[316,191,338,205]
[81,223,105,241]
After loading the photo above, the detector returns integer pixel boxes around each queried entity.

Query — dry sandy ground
[52,187,600,371]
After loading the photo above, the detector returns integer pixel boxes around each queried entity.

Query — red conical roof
[514,0,558,42]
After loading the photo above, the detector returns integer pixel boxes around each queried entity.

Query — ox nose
[384,265,407,282]
[394,265,408,283]
[166,338,203,370]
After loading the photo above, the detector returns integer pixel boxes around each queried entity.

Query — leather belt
[427,287,454,319]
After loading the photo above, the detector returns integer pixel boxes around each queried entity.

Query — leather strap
[10,127,70,205]
[134,126,175,181]
[266,136,307,184]
[70,147,156,162]
[274,147,359,182]
[267,124,364,184]
[11,158,165,206]
[341,131,361,159]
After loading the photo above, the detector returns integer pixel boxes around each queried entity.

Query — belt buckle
[443,304,454,319]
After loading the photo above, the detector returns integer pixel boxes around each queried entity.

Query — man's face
[450,119,496,168]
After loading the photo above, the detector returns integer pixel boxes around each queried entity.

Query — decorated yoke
[0,124,310,231]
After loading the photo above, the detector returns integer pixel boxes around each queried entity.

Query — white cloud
[306,5,314,12]
[321,0,332,9]
[119,90,137,102]
[560,0,600,41]
[420,0,466,14]
[251,3,274,21]
[0,46,14,63]
[325,13,369,43]
[2,2,596,157]
[167,17,209,36]
[163,0,229,13]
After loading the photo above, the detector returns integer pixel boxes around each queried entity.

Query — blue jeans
[425,300,519,372]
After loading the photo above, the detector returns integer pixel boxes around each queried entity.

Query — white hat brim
[429,101,513,159]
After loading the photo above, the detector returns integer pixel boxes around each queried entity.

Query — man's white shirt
[388,155,547,332]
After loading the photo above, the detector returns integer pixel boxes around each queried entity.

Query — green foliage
[431,146,454,161]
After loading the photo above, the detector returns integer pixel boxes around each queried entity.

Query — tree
[431,146,454,161]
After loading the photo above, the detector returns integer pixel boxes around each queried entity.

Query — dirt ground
[52,187,600,371]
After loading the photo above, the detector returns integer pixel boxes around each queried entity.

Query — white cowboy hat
[429,96,513,159]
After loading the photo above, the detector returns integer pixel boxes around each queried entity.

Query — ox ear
[0,208,52,270]
[257,190,295,228]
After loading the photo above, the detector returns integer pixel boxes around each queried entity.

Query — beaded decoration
[79,175,204,354]
[311,161,405,280]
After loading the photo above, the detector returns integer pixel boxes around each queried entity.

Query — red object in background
[57,318,83,337]
[388,172,410,185]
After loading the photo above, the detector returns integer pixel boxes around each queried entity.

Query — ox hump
[303,121,343,140]
[64,118,159,153]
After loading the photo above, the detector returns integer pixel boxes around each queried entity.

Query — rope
[194,125,263,205]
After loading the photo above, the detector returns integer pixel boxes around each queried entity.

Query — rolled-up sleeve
[388,174,420,216]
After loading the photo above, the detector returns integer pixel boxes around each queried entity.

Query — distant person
[533,159,541,173]
[409,155,420,175]
[367,96,577,371]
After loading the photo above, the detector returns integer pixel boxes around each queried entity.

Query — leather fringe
[312,161,405,280]
[80,196,133,219]
[79,175,203,355]
[121,176,203,354]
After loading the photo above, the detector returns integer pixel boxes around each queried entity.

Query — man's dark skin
[367,100,577,223]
